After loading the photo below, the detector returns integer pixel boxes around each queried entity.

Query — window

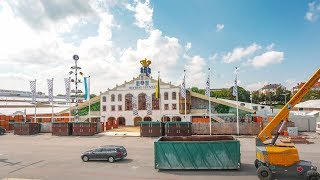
[118,105,122,111]
[118,94,122,101]
[138,93,146,110]
[111,105,115,111]
[164,92,168,100]
[172,92,176,100]
[172,104,177,110]
[103,105,106,111]
[152,93,160,110]
[102,96,106,102]
[125,94,133,110]
[164,104,169,110]
[111,94,115,102]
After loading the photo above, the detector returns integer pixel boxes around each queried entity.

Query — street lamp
[281,93,289,105]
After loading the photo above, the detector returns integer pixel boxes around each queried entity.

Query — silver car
[81,145,127,163]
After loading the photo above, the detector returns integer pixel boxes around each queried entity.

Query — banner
[132,96,138,115]
[84,77,89,100]
[205,70,210,97]
[29,80,36,104]
[181,71,186,99]
[64,77,71,102]
[146,95,152,115]
[155,73,160,99]
[47,78,53,103]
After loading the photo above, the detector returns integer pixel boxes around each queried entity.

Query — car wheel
[0,131,4,135]
[257,166,272,180]
[82,156,89,162]
[108,156,115,163]
[305,170,320,180]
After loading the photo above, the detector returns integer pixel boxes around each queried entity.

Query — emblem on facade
[140,58,152,76]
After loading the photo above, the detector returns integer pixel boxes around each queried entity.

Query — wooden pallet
[281,136,312,144]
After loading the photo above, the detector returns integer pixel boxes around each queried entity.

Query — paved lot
[0,133,319,180]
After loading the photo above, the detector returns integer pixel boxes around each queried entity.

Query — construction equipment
[255,68,320,180]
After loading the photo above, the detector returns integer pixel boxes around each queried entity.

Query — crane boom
[258,68,320,143]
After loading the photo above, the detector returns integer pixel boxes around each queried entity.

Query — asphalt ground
[0,133,319,180]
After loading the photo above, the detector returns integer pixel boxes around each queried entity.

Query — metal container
[14,123,40,135]
[165,122,192,136]
[139,121,164,137]
[154,136,241,170]
[52,122,73,136]
[72,122,97,136]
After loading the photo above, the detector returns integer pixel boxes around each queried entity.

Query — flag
[181,70,186,99]
[64,77,71,102]
[29,80,36,104]
[233,78,238,97]
[233,67,239,97]
[155,72,160,99]
[47,78,53,103]
[132,96,138,115]
[84,77,90,100]
[205,69,210,97]
[146,95,152,115]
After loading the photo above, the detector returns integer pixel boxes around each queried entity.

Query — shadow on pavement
[84,158,133,164]
[157,163,256,176]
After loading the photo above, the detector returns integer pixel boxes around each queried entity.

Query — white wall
[289,115,317,132]
[100,78,184,125]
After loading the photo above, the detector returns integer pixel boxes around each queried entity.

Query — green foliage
[300,90,320,102]
[75,101,100,116]
[214,104,230,113]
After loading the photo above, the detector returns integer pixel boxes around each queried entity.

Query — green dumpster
[154,136,241,170]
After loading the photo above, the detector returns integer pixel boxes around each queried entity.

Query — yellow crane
[255,68,320,180]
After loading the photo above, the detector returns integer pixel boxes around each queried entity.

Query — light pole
[281,93,289,105]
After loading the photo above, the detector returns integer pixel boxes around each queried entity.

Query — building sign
[130,80,155,90]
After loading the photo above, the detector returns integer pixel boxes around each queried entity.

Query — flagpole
[235,67,239,135]
[184,70,187,122]
[34,79,37,123]
[51,78,54,123]
[208,68,212,136]
[88,76,91,122]
[158,71,162,122]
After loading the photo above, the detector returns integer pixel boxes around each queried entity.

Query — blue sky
[0,0,319,94]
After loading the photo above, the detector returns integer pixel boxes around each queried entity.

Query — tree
[227,86,251,102]
[214,104,230,113]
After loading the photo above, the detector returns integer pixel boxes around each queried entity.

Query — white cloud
[125,0,153,31]
[266,43,275,50]
[305,1,320,22]
[185,42,192,51]
[0,1,118,94]
[248,51,284,68]
[216,24,224,32]
[184,55,207,88]
[284,79,298,90]
[209,53,218,62]
[245,82,268,91]
[222,43,261,63]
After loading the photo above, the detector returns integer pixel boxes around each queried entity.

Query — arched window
[164,92,168,100]
[152,93,160,110]
[102,96,106,102]
[138,93,146,110]
[125,94,133,110]
[118,94,122,101]
[111,94,115,102]
[172,92,176,100]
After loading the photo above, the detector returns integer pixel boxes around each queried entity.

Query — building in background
[258,84,285,95]
[292,81,320,92]
[100,59,257,126]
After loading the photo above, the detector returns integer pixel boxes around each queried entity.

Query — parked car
[81,145,127,163]
[0,127,6,135]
